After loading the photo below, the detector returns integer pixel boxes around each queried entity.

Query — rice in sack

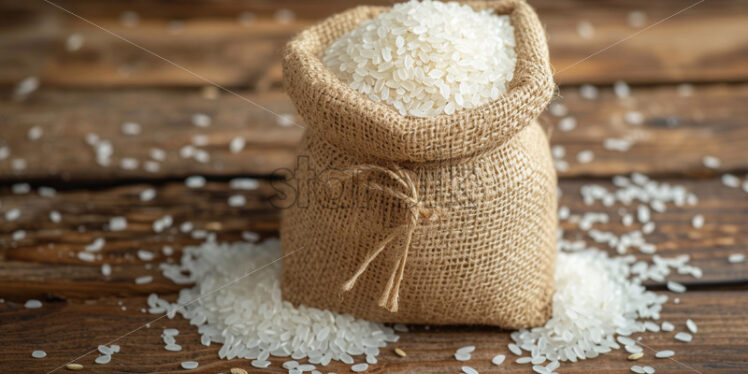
[279,0,556,328]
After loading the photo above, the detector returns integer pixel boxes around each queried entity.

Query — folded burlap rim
[282,0,555,163]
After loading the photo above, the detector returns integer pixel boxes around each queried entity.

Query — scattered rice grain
[491,354,505,366]
[181,361,199,369]
[666,281,686,293]
[686,319,698,333]
[461,366,479,374]
[627,352,643,360]
[702,156,721,169]
[655,350,674,358]
[191,113,211,127]
[351,363,369,372]
[674,332,693,342]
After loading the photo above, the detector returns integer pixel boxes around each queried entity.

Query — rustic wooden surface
[3,83,748,181]
[1,0,747,373]
[2,0,748,86]
[2,291,746,373]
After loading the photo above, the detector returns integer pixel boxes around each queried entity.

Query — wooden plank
[0,181,280,300]
[1,176,745,300]
[0,17,302,89]
[2,84,748,181]
[543,0,748,85]
[4,0,745,23]
[1,290,745,373]
[558,178,748,285]
[548,83,748,177]
[0,0,746,86]
[0,88,303,181]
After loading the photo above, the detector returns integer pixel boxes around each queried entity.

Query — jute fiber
[280,0,557,328]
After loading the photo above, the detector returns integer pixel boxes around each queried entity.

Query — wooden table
[1,0,747,372]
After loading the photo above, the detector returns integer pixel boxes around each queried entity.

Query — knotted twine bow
[336,164,438,312]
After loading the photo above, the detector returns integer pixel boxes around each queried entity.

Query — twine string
[336,164,436,312]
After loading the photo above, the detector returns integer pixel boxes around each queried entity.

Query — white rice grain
[119,158,139,170]
[180,361,199,369]
[25,299,43,309]
[191,113,211,127]
[491,354,505,366]
[230,178,259,190]
[228,195,246,207]
[661,321,674,332]
[5,208,20,221]
[614,81,631,98]
[576,21,594,40]
[627,11,647,28]
[666,281,686,293]
[185,176,206,188]
[579,84,598,100]
[66,33,84,51]
[140,188,156,202]
[50,211,62,223]
[721,174,740,188]
[686,319,698,334]
[138,250,155,262]
[351,363,369,372]
[14,76,39,100]
[702,156,721,169]
[454,352,471,361]
[109,216,127,231]
[12,230,25,241]
[85,238,105,252]
[28,126,43,140]
[691,215,704,229]
[576,150,594,164]
[461,366,479,374]
[121,122,141,136]
[229,137,246,153]
[624,111,645,126]
[558,117,577,132]
[655,350,674,358]
[77,252,96,262]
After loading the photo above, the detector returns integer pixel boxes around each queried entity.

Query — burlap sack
[279,0,556,328]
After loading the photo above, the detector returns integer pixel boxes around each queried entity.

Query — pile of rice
[150,239,398,369]
[322,0,517,117]
[512,250,668,364]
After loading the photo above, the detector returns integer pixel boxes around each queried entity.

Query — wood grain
[1,291,745,373]
[1,0,747,87]
[1,1,746,372]
[1,176,745,301]
[0,88,302,181]
[548,83,748,177]
[2,84,748,181]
